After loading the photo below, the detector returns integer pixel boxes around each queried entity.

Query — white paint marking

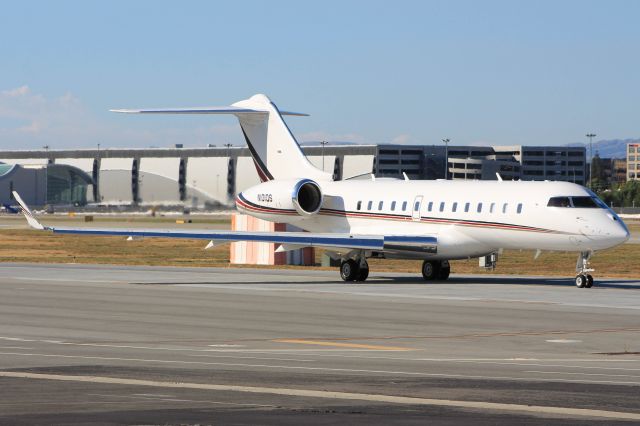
[186,354,315,362]
[1,352,640,387]
[89,393,276,407]
[525,370,640,379]
[9,277,123,284]
[2,371,640,420]
[177,283,640,310]
[0,337,381,352]
[132,393,174,397]
[208,344,244,348]
[546,339,582,343]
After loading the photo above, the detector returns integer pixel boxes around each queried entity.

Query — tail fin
[111,94,332,182]
[12,191,46,230]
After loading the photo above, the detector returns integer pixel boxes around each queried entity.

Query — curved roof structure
[0,163,16,177]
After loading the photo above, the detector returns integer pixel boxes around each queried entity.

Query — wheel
[422,260,440,281]
[575,274,586,288]
[438,260,450,280]
[355,260,369,281]
[586,274,594,288]
[340,259,359,281]
[356,267,369,282]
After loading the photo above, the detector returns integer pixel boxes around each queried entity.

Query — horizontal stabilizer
[110,106,308,116]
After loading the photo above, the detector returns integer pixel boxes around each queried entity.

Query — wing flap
[12,191,437,253]
[51,227,385,250]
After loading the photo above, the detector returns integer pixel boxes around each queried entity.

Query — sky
[0,0,638,150]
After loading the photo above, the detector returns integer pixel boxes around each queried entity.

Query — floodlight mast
[442,138,450,180]
[586,133,596,189]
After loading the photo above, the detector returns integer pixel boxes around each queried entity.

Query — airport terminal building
[0,144,586,208]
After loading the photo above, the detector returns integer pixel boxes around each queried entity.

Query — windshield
[547,196,606,208]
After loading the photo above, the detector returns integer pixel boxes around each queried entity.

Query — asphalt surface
[1,263,640,425]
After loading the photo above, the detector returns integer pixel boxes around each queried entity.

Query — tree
[599,180,640,207]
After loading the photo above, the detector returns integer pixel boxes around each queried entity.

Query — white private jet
[14,94,630,288]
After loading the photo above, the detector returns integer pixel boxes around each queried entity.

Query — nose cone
[610,216,630,246]
[619,222,631,243]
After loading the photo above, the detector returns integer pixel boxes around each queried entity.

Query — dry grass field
[0,215,638,278]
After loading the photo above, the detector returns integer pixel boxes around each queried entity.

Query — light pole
[586,133,596,189]
[224,143,233,158]
[320,140,329,171]
[442,138,450,179]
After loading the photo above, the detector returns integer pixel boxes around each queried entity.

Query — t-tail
[111,94,332,182]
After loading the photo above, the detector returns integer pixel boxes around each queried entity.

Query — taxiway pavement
[1,263,639,424]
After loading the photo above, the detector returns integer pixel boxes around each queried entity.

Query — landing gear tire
[586,274,594,288]
[356,265,369,282]
[438,260,451,280]
[575,274,587,288]
[340,259,359,282]
[422,260,440,281]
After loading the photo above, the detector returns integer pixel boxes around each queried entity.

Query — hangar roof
[0,163,16,177]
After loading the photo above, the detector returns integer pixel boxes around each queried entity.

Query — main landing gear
[339,257,451,283]
[575,251,594,289]
[340,258,369,282]
[421,260,451,281]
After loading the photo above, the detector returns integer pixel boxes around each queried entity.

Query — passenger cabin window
[367,201,373,210]
[452,202,458,212]
[402,201,407,211]
[502,203,508,213]
[477,202,483,213]
[517,203,523,214]
[439,202,445,212]
[464,202,470,212]
[378,201,384,211]
[428,201,433,212]
[391,201,396,211]
[414,201,420,211]
[490,202,495,213]
[357,201,362,211]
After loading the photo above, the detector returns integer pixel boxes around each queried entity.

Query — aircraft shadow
[131,275,640,289]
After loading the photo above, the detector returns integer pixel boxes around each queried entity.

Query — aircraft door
[412,195,423,221]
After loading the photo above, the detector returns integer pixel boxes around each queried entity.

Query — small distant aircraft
[2,204,19,214]
[14,94,629,288]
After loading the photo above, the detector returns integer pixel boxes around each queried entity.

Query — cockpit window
[547,196,606,208]
[547,197,571,207]
[571,196,599,208]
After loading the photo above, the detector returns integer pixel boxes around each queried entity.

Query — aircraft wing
[12,192,437,253]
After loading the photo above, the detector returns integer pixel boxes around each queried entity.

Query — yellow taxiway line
[273,339,413,351]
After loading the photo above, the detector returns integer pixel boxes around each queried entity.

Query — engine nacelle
[238,178,323,217]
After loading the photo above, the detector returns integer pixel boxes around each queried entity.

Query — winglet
[12,192,46,230]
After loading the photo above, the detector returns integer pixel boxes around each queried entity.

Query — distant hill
[567,138,638,159]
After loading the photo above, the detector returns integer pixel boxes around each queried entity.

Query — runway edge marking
[1,371,640,421]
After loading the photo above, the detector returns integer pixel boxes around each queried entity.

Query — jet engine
[238,178,324,217]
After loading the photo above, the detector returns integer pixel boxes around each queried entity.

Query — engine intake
[292,179,323,216]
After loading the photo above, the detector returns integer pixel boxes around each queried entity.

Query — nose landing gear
[575,251,594,288]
